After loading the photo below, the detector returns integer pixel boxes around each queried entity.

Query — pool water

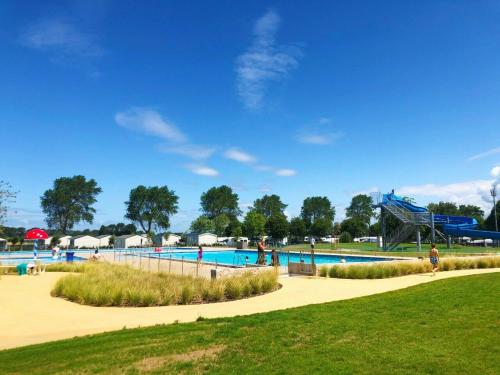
[152,250,396,267]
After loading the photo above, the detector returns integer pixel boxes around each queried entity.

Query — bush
[321,256,499,279]
[339,232,352,243]
[51,263,279,306]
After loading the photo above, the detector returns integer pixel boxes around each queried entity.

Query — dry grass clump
[320,256,500,279]
[51,263,279,306]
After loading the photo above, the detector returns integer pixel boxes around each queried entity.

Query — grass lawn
[0,273,498,374]
[283,242,500,258]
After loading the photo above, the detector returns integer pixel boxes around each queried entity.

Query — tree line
[1,175,499,244]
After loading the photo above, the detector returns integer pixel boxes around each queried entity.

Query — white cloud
[467,146,500,162]
[20,18,104,58]
[185,164,219,177]
[236,10,300,109]
[224,148,257,163]
[296,132,343,145]
[259,185,272,193]
[397,180,494,211]
[491,166,500,179]
[255,165,273,172]
[275,168,297,177]
[295,117,343,145]
[115,107,186,143]
[159,144,215,160]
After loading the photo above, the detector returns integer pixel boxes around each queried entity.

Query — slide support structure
[416,229,421,251]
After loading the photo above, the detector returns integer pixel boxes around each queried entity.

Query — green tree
[50,236,60,247]
[369,222,381,236]
[310,217,333,237]
[190,216,215,233]
[265,214,289,241]
[458,205,484,223]
[339,231,353,243]
[332,222,341,236]
[346,194,374,226]
[243,211,266,240]
[289,217,306,243]
[301,196,335,232]
[200,185,241,219]
[225,218,243,237]
[125,185,179,234]
[484,201,500,231]
[40,175,102,234]
[252,194,287,218]
[427,202,459,216]
[213,214,230,236]
[340,218,367,238]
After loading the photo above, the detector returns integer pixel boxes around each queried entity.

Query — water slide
[383,193,500,240]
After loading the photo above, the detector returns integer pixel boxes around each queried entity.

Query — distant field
[0,273,498,374]
[283,242,499,258]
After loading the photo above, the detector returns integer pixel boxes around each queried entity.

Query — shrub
[339,232,353,243]
[51,263,279,306]
[320,256,499,279]
[319,266,328,277]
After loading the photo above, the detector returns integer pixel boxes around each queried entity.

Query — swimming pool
[149,250,398,267]
[0,256,85,265]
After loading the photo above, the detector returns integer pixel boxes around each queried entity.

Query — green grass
[51,263,279,306]
[0,274,499,374]
[284,242,500,258]
[321,256,500,279]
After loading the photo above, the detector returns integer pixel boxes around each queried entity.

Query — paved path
[1,268,498,350]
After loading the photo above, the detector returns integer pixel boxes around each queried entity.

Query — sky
[1,0,500,232]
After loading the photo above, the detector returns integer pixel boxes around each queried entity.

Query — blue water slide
[383,193,500,239]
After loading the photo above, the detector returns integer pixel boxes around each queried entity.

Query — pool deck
[1,267,499,350]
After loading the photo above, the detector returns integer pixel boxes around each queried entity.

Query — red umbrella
[24,228,49,240]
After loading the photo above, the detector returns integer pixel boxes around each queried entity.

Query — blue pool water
[151,250,396,267]
[0,256,85,265]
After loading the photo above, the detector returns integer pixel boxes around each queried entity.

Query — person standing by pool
[429,244,439,275]
[197,245,203,263]
[257,239,266,265]
[310,236,316,251]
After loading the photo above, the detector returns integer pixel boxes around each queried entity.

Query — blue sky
[1,0,500,231]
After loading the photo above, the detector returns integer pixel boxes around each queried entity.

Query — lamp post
[491,185,498,247]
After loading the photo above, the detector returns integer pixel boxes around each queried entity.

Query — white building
[97,235,112,247]
[70,235,100,249]
[58,235,72,248]
[154,233,181,246]
[114,234,151,249]
[186,232,217,246]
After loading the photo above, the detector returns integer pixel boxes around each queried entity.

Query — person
[310,236,316,251]
[197,245,203,263]
[270,248,280,267]
[429,243,439,275]
[257,239,266,265]
[90,249,102,261]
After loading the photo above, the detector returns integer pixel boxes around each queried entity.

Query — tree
[243,211,266,240]
[200,185,241,219]
[346,194,374,226]
[125,185,179,234]
[340,218,367,238]
[252,194,287,218]
[339,232,353,243]
[458,205,484,223]
[301,196,335,229]
[213,214,230,236]
[0,181,17,229]
[190,216,214,233]
[266,214,289,241]
[427,202,459,216]
[289,217,306,243]
[369,222,381,236]
[332,222,341,236]
[310,217,333,237]
[484,201,500,231]
[225,218,243,237]
[40,175,102,234]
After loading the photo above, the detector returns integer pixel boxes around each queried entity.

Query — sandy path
[1,268,498,350]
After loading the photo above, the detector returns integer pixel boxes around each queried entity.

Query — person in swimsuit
[429,243,439,275]
[257,240,266,265]
[197,245,203,263]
